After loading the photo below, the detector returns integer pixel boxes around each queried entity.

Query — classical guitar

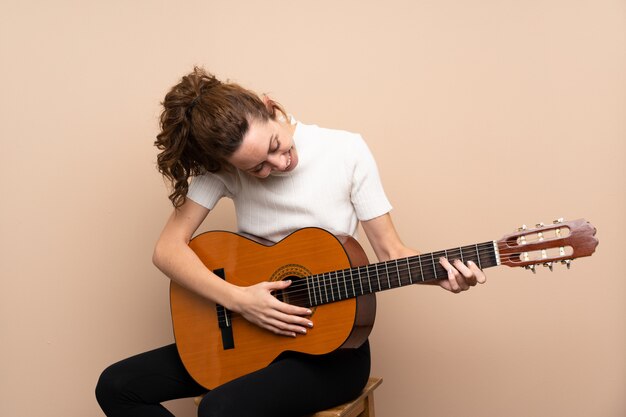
[170,218,597,389]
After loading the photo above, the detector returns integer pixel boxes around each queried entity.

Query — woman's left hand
[437,258,487,293]
[360,214,487,294]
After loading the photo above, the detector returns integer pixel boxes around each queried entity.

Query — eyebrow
[245,133,277,172]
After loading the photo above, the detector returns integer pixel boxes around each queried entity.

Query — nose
[267,151,290,171]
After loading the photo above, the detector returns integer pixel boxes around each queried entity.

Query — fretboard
[286,241,499,308]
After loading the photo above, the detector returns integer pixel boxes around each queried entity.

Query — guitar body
[170,228,376,389]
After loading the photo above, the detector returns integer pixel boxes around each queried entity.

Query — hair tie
[191,94,202,108]
[186,94,202,116]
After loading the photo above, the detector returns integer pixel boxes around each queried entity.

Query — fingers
[240,280,314,337]
[263,310,314,337]
[438,257,486,293]
[467,260,487,284]
[264,280,313,316]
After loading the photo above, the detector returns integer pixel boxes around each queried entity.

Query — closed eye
[271,138,280,153]
[247,134,280,175]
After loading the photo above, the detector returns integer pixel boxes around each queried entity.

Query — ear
[261,94,285,121]
[261,94,272,109]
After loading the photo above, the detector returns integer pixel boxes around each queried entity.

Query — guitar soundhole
[269,263,314,308]
[275,276,310,308]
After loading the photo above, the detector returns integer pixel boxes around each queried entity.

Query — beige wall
[1,1,624,416]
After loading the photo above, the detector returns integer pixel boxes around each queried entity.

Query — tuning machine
[561,259,572,269]
[543,262,554,271]
[524,264,537,274]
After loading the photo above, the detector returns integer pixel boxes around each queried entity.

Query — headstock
[497,218,598,272]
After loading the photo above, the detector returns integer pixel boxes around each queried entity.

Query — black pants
[96,341,370,417]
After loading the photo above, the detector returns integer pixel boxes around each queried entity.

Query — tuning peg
[518,224,527,232]
[553,218,564,224]
[561,259,572,269]
[525,265,537,274]
[543,262,553,271]
[536,222,545,228]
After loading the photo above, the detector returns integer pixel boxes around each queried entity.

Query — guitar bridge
[214,268,235,350]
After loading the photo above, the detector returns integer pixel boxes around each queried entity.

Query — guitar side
[170,228,375,390]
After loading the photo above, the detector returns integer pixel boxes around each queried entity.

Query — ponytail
[154,67,287,208]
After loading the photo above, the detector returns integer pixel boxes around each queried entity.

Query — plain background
[1,1,624,416]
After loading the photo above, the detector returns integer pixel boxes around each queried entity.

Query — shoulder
[296,121,360,141]
[295,121,366,155]
[188,169,240,200]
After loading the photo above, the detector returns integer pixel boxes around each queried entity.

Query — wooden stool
[193,376,382,417]
[307,376,382,417]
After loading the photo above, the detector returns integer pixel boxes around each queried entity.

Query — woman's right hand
[232,280,314,337]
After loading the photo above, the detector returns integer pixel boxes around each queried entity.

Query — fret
[317,274,326,304]
[305,275,313,306]
[357,266,365,293]
[461,245,474,267]
[329,271,335,302]
[406,258,412,284]
[336,270,343,300]
[346,269,352,297]
[322,272,329,304]
[385,262,391,288]
[459,247,464,263]
[313,275,320,305]
[316,274,323,305]
[431,253,438,280]
[366,264,373,294]
[308,274,316,306]
[347,269,353,298]
[395,259,402,287]
[442,249,452,282]
[341,270,348,300]
[418,255,424,282]
[347,269,354,299]
[475,243,483,269]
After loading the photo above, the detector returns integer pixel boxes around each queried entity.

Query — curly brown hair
[154,67,287,207]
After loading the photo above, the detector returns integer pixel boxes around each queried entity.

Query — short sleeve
[186,172,234,209]
[350,135,393,221]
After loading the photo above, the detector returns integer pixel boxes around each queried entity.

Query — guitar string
[213,235,563,305]
[221,242,499,302]
[215,250,539,322]
[215,246,555,315]
[214,244,545,314]
[212,230,582,324]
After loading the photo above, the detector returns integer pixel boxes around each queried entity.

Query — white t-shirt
[187,120,392,243]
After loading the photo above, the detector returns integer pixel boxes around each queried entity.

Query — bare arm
[361,213,486,293]
[152,198,312,336]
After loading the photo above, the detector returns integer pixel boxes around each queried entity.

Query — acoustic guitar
[170,218,597,389]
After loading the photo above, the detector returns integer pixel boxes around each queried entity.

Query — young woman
[96,67,486,417]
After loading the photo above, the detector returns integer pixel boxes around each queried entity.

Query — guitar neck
[289,241,500,308]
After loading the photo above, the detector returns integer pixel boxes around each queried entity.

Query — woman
[96,67,486,417]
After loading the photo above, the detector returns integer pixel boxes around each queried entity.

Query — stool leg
[364,392,375,417]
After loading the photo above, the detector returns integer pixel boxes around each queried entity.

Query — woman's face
[226,117,299,178]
